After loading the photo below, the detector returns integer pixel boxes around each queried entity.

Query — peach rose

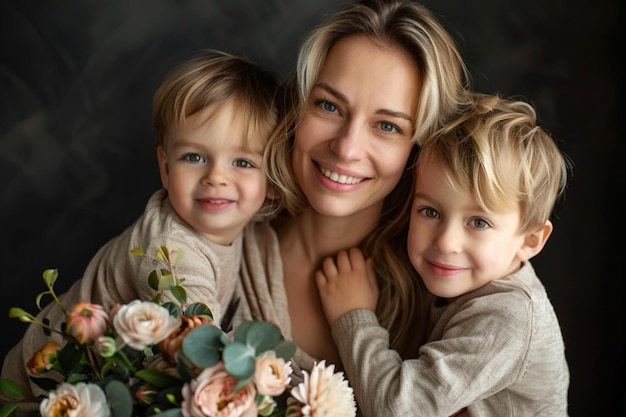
[181,362,257,417]
[254,351,292,396]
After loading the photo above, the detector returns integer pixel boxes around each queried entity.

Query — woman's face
[293,35,420,219]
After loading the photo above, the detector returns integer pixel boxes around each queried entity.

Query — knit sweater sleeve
[332,286,534,417]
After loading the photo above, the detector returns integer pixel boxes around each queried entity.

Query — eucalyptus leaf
[181,325,223,368]
[106,379,133,417]
[184,303,213,319]
[222,342,255,380]
[272,340,297,361]
[246,321,283,353]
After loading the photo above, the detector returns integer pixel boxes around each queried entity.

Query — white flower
[254,351,292,396]
[40,382,110,417]
[112,300,181,350]
[290,360,357,417]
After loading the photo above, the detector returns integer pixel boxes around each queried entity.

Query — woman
[238,0,471,379]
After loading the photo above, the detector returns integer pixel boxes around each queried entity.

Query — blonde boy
[317,93,571,416]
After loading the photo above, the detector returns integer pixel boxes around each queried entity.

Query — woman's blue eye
[380,121,400,133]
[315,99,338,113]
[183,153,204,163]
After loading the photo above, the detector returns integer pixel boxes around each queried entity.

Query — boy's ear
[265,183,278,200]
[157,146,169,190]
[517,220,553,262]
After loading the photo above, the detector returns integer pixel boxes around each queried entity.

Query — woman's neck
[276,205,381,266]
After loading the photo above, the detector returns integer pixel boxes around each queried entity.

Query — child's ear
[517,220,553,262]
[265,183,278,200]
[157,146,169,190]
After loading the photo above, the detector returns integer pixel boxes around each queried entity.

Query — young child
[1,49,283,401]
[315,93,571,416]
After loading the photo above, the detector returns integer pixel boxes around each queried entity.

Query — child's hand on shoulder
[315,247,379,326]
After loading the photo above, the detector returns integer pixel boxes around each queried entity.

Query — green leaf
[161,302,180,318]
[272,340,297,362]
[0,402,19,417]
[42,269,58,287]
[56,344,83,375]
[156,246,171,264]
[135,368,181,388]
[29,376,61,392]
[181,325,223,368]
[106,379,134,417]
[0,378,22,399]
[222,342,255,380]
[170,285,187,305]
[148,270,159,291]
[245,321,283,354]
[184,303,213,319]
[129,246,145,257]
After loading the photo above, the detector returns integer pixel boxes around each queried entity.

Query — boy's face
[158,100,270,245]
[407,156,530,298]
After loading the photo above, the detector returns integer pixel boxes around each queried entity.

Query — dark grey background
[1,1,623,415]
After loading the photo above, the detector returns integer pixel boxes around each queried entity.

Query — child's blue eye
[233,159,253,168]
[183,153,204,163]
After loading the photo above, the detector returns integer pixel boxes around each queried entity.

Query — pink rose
[254,351,292,396]
[66,302,108,344]
[26,341,61,374]
[181,362,257,417]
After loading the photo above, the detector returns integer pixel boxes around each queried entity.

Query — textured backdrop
[0,1,623,415]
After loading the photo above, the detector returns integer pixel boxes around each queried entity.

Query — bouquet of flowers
[0,246,357,417]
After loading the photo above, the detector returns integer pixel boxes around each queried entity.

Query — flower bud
[96,336,117,358]
[66,302,108,344]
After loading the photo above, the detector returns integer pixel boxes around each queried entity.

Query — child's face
[407,156,528,298]
[157,100,270,245]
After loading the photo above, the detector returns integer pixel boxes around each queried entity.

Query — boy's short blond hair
[152,49,283,151]
[418,92,572,233]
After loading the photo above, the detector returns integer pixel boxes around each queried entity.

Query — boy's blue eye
[233,159,253,168]
[183,153,204,163]
[470,218,490,229]
[419,207,439,219]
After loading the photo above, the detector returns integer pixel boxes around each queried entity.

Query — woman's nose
[329,120,367,161]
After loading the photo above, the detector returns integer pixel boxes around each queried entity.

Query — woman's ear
[517,220,553,262]
[157,146,169,190]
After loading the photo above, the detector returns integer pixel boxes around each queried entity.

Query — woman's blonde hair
[266,0,472,354]
[418,92,572,234]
